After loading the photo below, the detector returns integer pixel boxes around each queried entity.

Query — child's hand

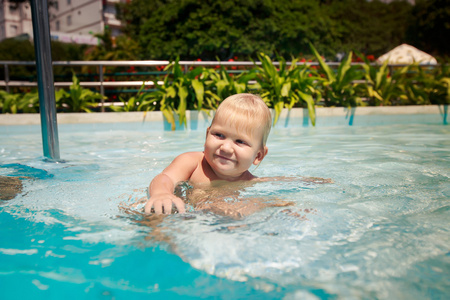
[144,193,186,214]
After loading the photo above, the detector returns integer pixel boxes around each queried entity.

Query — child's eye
[236,139,247,145]
[213,132,224,138]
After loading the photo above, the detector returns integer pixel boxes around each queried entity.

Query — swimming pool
[1,112,449,299]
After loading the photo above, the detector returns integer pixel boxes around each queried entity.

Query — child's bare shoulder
[175,151,204,161]
[165,152,204,172]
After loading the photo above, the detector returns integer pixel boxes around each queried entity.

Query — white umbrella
[377,44,437,65]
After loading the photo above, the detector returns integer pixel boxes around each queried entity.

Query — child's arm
[144,152,202,214]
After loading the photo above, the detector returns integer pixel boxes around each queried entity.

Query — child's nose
[219,140,233,153]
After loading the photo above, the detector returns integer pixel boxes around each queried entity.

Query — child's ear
[253,146,268,165]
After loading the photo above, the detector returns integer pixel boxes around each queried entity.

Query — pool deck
[0,105,447,127]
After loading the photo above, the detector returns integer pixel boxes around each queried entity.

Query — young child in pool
[145,93,274,216]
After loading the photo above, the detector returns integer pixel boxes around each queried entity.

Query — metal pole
[99,64,105,112]
[4,63,9,93]
[30,0,60,160]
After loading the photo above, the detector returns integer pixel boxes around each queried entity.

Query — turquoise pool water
[0,115,449,299]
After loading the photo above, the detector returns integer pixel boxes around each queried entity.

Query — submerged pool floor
[0,121,449,299]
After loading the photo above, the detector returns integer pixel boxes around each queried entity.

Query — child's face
[204,115,267,181]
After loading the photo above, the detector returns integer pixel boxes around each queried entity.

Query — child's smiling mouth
[214,154,235,163]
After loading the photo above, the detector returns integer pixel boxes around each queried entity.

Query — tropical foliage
[358,55,402,106]
[0,90,23,114]
[0,74,105,113]
[254,53,318,125]
[108,84,155,112]
[56,74,106,112]
[144,59,221,130]
[206,66,258,102]
[310,44,364,108]
[1,53,449,130]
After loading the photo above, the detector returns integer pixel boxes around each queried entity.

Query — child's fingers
[172,197,186,214]
[144,199,154,214]
[153,200,163,214]
[162,198,173,214]
[144,195,185,214]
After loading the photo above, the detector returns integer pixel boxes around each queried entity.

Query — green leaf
[309,43,335,82]
[281,82,291,97]
[297,90,316,126]
[336,52,352,83]
[235,82,246,94]
[188,67,204,79]
[166,86,176,98]
[191,79,204,110]
[273,101,284,125]
[177,85,188,127]
[375,59,389,90]
[162,108,176,130]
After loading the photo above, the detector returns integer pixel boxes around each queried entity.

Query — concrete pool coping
[0,105,448,127]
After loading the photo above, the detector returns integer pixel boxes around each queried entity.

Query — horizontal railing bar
[0,80,260,88]
[0,81,37,87]
[0,60,438,67]
[0,60,168,66]
[0,80,164,87]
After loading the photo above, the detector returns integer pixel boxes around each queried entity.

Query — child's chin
[213,160,235,170]
[213,167,239,178]
[215,157,235,165]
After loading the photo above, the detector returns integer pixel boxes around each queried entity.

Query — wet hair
[211,93,272,146]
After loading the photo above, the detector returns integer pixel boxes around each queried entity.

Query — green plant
[147,59,220,130]
[420,63,449,105]
[0,90,54,114]
[310,43,364,108]
[358,54,405,106]
[109,84,155,112]
[206,66,257,101]
[254,53,317,125]
[291,64,322,126]
[388,63,449,106]
[0,90,21,113]
[57,73,106,112]
[17,91,40,113]
[395,64,431,105]
[432,75,450,105]
[438,77,450,105]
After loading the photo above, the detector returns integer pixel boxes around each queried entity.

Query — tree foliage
[117,0,340,60]
[2,0,449,62]
[406,0,450,58]
[115,0,450,60]
[84,28,140,61]
[0,38,86,81]
[326,0,413,56]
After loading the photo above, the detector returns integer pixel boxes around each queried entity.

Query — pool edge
[0,105,447,126]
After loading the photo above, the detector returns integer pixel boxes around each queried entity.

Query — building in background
[0,0,125,45]
[0,1,33,41]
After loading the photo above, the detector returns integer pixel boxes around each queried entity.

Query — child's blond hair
[212,93,272,146]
